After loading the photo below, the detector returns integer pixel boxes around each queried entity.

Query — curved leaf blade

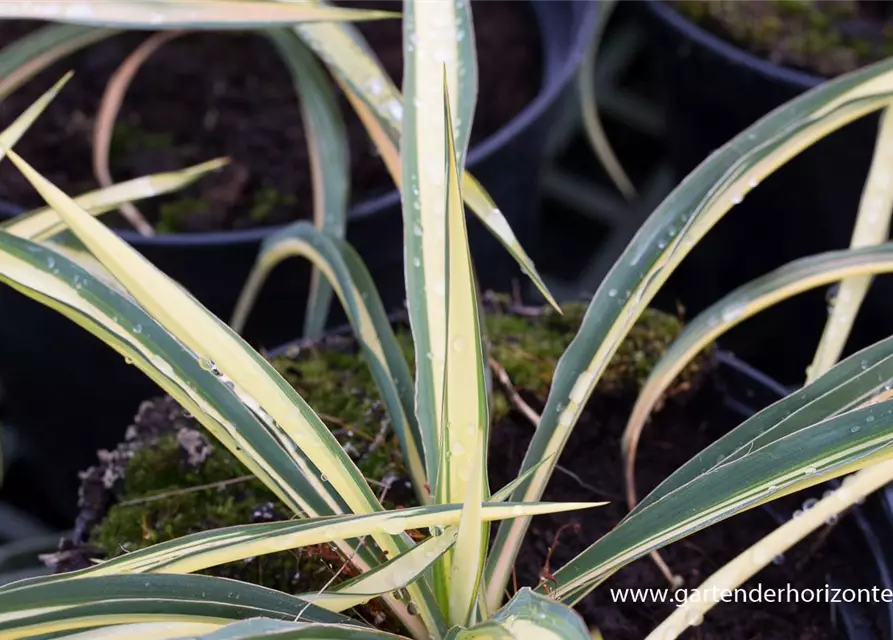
[230,222,426,504]
[438,79,489,627]
[301,529,457,613]
[265,29,349,340]
[2,158,229,241]
[486,56,893,606]
[623,243,893,506]
[0,2,396,29]
[188,619,407,640]
[487,588,589,640]
[0,573,350,640]
[810,107,893,379]
[0,24,118,99]
[578,0,635,199]
[549,334,893,601]
[5,151,383,526]
[2,152,437,636]
[7,502,599,582]
[292,1,558,311]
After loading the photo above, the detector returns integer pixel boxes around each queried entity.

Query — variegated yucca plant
[0,0,552,340]
[5,2,893,640]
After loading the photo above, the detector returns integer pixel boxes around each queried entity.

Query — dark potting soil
[0,1,541,232]
[56,303,867,638]
[672,0,893,78]
[489,385,862,639]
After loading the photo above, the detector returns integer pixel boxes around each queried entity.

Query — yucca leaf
[0,230,340,525]
[578,0,634,199]
[6,151,382,526]
[0,573,350,640]
[485,55,893,607]
[399,0,480,490]
[484,588,589,640]
[48,621,224,640]
[637,335,893,516]
[186,619,408,640]
[0,2,396,29]
[809,108,893,380]
[624,243,893,506]
[3,151,438,637]
[443,623,513,640]
[2,159,228,241]
[300,529,457,613]
[547,334,893,602]
[5,502,598,587]
[291,0,558,311]
[435,77,489,627]
[265,29,349,340]
[0,73,71,164]
[648,459,893,640]
[0,24,117,99]
[230,221,426,504]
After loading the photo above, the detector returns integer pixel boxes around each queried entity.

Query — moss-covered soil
[674,0,893,77]
[68,302,706,629]
[63,302,870,638]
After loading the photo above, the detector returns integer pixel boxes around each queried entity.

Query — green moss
[110,122,174,158]
[93,304,708,618]
[486,302,705,405]
[675,0,885,77]
[250,186,297,223]
[155,197,211,234]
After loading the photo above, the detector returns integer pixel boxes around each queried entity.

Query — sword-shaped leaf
[486,55,893,608]
[290,0,557,310]
[0,2,396,29]
[265,29,349,340]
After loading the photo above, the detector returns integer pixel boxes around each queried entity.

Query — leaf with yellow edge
[647,460,893,640]
[2,158,228,241]
[0,73,71,162]
[265,28,349,340]
[809,107,893,381]
[0,573,349,640]
[486,56,893,608]
[438,76,489,628]
[6,502,600,584]
[300,529,457,613]
[47,622,223,640]
[0,25,117,100]
[622,243,893,510]
[290,0,558,311]
[0,1,397,29]
[230,221,427,504]
[548,331,893,603]
[3,150,440,637]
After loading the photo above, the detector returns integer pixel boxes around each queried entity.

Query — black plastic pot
[642,0,893,385]
[717,351,892,640]
[0,0,599,529]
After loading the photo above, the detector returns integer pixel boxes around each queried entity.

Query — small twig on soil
[537,523,582,594]
[488,356,618,500]
[117,474,255,506]
[490,354,680,587]
[317,412,353,430]
[297,477,397,623]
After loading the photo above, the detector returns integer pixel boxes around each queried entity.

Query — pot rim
[0,0,598,249]
[645,0,826,91]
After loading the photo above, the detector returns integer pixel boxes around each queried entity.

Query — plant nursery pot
[54,303,891,639]
[0,0,599,530]
[641,0,893,386]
